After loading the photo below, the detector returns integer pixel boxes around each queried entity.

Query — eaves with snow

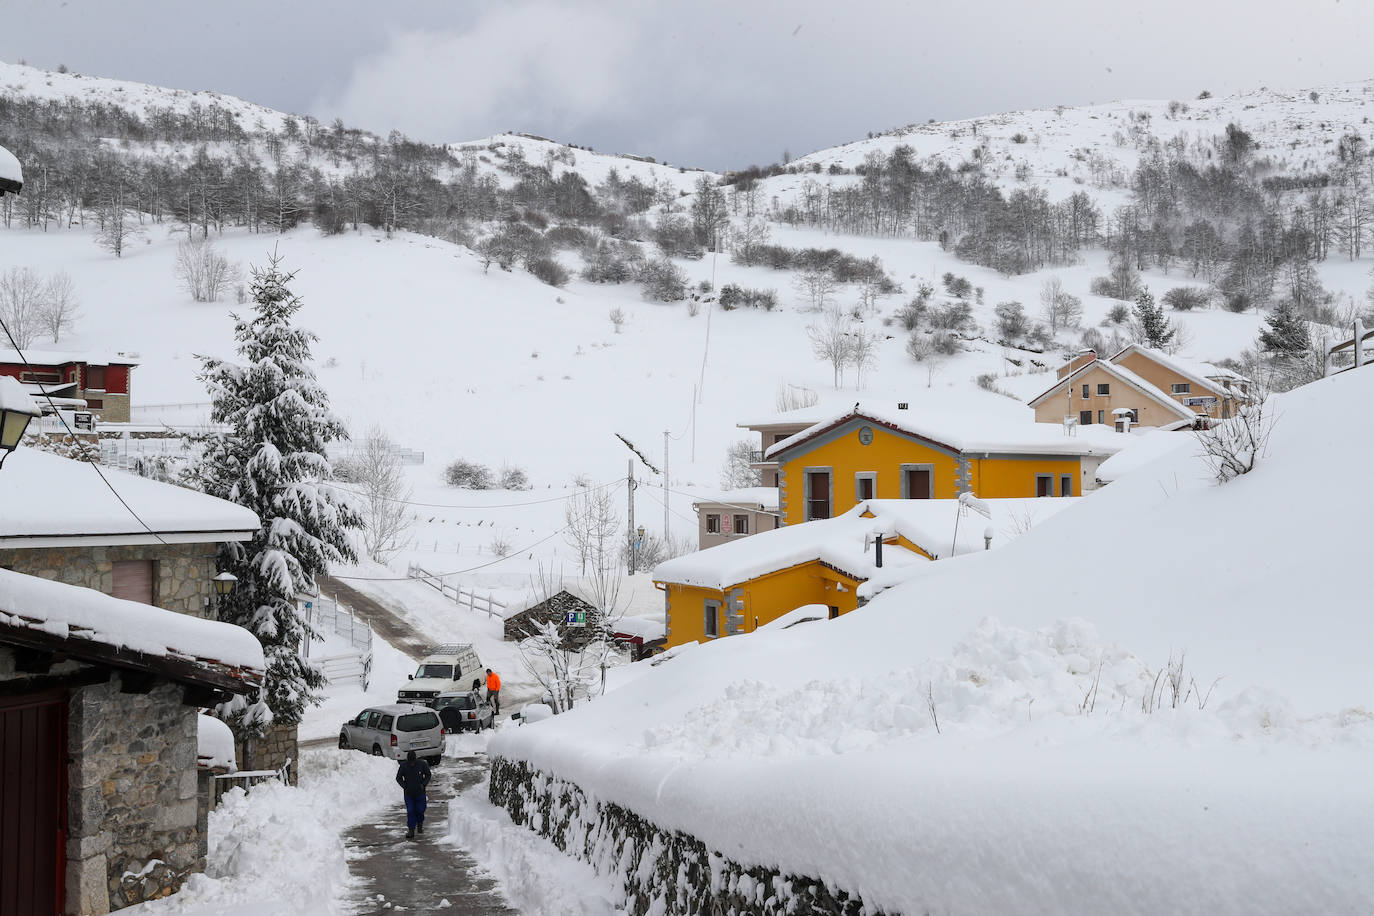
[0,143,21,194]
[0,447,259,547]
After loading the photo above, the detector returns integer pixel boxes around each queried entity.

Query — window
[415,664,453,679]
[378,715,394,730]
[85,398,103,409]
[732,515,749,535]
[365,711,383,729]
[828,606,840,620]
[85,365,106,390]
[397,713,439,732]
[1097,410,1104,425]
[1036,474,1054,498]
[855,473,876,502]
[1060,474,1073,497]
[1172,383,1191,394]
[901,465,933,499]
[706,514,721,534]
[20,370,60,384]
[1096,383,1110,396]
[805,469,832,520]
[112,560,155,605]
[704,600,721,638]
[1081,384,1090,399]
[1079,410,1093,426]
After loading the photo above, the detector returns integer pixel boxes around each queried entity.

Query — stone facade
[0,542,220,619]
[67,676,204,913]
[236,721,299,786]
[504,590,602,649]
[490,756,878,916]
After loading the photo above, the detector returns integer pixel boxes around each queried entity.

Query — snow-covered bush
[528,257,570,288]
[498,463,532,490]
[638,257,687,302]
[445,459,494,489]
[1163,286,1209,311]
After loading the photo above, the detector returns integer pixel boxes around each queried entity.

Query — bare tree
[0,267,46,348]
[807,306,854,387]
[1040,275,1083,333]
[174,237,242,303]
[849,325,881,389]
[793,268,839,312]
[563,484,620,576]
[40,271,79,343]
[732,217,772,266]
[349,425,413,563]
[93,173,142,258]
[608,307,627,334]
[720,439,762,489]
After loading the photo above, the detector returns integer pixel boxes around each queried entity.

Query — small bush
[529,257,570,287]
[930,300,974,331]
[545,225,590,249]
[895,298,927,331]
[498,463,532,490]
[1163,287,1209,311]
[994,300,1027,340]
[1222,291,1253,313]
[445,459,493,490]
[1011,132,1028,144]
[905,331,933,362]
[932,331,961,355]
[638,258,688,302]
[941,272,973,298]
[718,283,777,310]
[1104,303,1131,324]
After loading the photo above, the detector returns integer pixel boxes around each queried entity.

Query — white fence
[303,594,373,688]
[406,562,509,618]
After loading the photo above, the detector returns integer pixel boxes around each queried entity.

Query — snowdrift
[491,368,1374,914]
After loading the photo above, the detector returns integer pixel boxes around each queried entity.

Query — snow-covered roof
[692,487,780,511]
[0,567,264,683]
[1027,359,1197,422]
[765,404,1126,460]
[1111,344,1245,393]
[654,497,1077,591]
[0,347,139,367]
[198,713,238,772]
[1094,428,1198,484]
[0,144,20,193]
[0,376,41,418]
[0,447,259,546]
[611,616,666,642]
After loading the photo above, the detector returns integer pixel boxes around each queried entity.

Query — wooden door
[904,468,931,499]
[806,472,830,519]
[0,692,67,916]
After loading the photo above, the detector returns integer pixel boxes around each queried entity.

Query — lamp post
[633,525,645,575]
[211,571,237,604]
[0,376,40,469]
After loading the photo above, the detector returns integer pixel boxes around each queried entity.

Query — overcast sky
[4,0,1372,170]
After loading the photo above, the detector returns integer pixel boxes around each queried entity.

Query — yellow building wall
[779,427,963,525]
[660,561,864,648]
[779,423,1086,522]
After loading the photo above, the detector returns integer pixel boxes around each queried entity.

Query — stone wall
[67,676,204,913]
[489,756,878,916]
[236,721,299,786]
[0,542,220,619]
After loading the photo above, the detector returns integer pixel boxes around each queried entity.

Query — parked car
[396,643,485,707]
[435,690,494,732]
[511,702,554,726]
[339,703,443,763]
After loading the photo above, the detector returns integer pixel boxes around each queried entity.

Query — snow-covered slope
[492,367,1374,914]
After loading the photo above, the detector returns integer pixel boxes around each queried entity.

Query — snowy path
[320,574,436,660]
[343,753,515,916]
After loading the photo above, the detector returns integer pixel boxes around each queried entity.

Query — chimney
[874,534,884,568]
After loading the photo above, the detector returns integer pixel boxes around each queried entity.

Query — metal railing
[407,562,508,618]
[1325,319,1374,377]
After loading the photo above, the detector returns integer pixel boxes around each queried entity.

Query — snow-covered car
[512,703,554,726]
[396,644,484,707]
[338,704,443,763]
[434,690,494,732]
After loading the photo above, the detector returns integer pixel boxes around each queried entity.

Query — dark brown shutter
[112,560,154,604]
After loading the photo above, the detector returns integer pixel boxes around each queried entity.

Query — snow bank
[131,751,397,916]
[493,369,1374,914]
[0,567,264,673]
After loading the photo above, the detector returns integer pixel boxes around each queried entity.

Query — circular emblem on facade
[858,425,874,445]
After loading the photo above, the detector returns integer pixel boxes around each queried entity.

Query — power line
[0,319,170,546]
[331,477,621,510]
[642,486,696,527]
[329,522,575,581]
[661,484,783,519]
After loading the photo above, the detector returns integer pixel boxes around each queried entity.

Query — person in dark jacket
[395,750,432,839]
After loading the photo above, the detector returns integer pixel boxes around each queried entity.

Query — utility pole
[663,429,670,544]
[627,458,637,574]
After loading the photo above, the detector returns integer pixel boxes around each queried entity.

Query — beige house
[737,409,827,487]
[1030,345,1251,428]
[693,488,780,550]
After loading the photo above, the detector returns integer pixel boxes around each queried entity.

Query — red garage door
[0,692,66,916]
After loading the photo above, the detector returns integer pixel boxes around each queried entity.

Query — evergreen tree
[190,253,361,734]
[1259,300,1311,357]
[1132,289,1177,349]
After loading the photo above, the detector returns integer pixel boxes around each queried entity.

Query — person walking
[485,667,502,715]
[395,750,431,840]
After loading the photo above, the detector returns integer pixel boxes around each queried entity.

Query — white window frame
[732,514,749,535]
[705,514,721,534]
[1172,382,1191,395]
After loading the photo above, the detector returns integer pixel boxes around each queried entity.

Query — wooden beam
[181,683,229,708]
[12,647,55,674]
[117,670,159,695]
[0,667,109,697]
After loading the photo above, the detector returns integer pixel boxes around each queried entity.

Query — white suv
[338,703,443,763]
[396,644,484,707]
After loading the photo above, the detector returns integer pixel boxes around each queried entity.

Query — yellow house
[1029,345,1252,428]
[653,497,1080,648]
[766,406,1120,526]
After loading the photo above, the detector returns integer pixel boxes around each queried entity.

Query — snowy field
[491,368,1374,915]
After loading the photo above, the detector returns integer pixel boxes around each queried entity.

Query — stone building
[0,567,264,915]
[0,348,139,422]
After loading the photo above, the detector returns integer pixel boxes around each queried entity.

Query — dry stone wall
[0,542,220,619]
[489,756,879,916]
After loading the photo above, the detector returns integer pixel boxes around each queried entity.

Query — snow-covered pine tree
[1132,289,1176,349]
[1259,299,1311,357]
[189,253,361,733]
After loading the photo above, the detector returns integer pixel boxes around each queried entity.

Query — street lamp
[0,376,39,469]
[211,571,238,600]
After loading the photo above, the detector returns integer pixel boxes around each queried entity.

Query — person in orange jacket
[485,668,501,715]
